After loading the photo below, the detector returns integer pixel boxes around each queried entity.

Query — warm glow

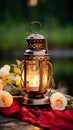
[43,73,47,88]
[31,75,39,87]
[27,0,38,7]
[29,74,39,91]
[26,69,39,91]
[26,62,50,92]
[43,64,48,88]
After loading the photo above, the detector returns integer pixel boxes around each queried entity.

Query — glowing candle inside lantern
[29,74,39,91]
[30,75,39,87]
[25,61,50,93]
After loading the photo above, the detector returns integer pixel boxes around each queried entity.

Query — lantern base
[22,95,50,105]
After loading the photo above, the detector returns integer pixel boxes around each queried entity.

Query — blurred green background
[0,0,73,95]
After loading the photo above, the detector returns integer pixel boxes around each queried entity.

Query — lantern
[23,21,54,105]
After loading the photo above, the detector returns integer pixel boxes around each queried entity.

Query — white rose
[0,65,10,77]
[50,92,67,110]
[0,90,13,107]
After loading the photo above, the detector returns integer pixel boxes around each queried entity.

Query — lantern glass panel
[25,60,51,95]
[42,62,49,89]
[26,60,39,93]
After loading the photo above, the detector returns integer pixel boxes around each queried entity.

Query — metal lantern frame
[23,21,54,105]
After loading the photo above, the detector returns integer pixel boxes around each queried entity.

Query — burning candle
[28,73,39,91]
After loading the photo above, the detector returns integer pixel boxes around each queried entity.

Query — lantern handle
[26,21,49,53]
[30,21,49,53]
[30,21,42,33]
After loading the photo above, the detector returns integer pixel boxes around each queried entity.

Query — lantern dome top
[26,32,46,51]
[27,32,45,40]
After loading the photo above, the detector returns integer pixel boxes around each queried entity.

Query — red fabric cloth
[0,98,73,130]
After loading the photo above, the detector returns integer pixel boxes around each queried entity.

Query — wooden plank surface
[0,114,44,130]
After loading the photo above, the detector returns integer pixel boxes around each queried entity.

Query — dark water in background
[0,49,73,96]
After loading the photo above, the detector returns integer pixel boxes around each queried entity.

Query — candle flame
[33,75,39,86]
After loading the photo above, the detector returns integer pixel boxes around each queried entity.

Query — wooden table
[0,114,44,130]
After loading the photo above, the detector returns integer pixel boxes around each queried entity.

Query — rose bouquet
[0,60,73,110]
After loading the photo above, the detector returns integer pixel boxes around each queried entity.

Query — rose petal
[0,65,10,77]
[0,90,13,107]
[50,92,67,110]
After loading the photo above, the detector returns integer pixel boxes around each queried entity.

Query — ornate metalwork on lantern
[23,21,55,105]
